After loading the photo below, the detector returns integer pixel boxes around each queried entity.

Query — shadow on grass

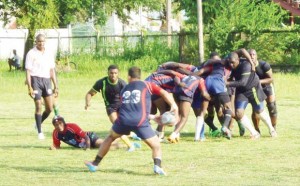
[5,164,154,176]
[0,145,49,149]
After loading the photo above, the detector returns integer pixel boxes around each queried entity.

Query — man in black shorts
[85,65,140,151]
[25,34,58,140]
[249,49,277,132]
[226,52,277,139]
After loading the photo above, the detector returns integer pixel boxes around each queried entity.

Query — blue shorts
[112,122,156,140]
[205,76,227,95]
[191,91,203,109]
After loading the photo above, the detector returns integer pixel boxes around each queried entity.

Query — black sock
[35,114,42,133]
[41,111,50,123]
[154,158,162,167]
[205,115,218,131]
[93,155,102,166]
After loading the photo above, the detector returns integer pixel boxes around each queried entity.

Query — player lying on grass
[50,116,122,150]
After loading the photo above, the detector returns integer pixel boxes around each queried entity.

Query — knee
[235,110,244,120]
[267,102,277,117]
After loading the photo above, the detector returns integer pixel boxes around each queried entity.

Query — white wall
[0,29,28,60]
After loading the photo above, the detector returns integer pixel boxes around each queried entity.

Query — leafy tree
[175,0,287,57]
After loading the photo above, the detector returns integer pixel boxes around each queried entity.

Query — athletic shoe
[221,127,232,140]
[237,122,245,136]
[168,132,179,143]
[250,132,261,140]
[127,142,141,152]
[38,133,45,140]
[153,165,167,176]
[210,129,221,138]
[84,161,98,172]
[270,130,278,138]
[131,133,141,141]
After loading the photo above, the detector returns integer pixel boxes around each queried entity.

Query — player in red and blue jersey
[145,71,185,140]
[167,74,210,143]
[50,116,121,150]
[84,66,178,175]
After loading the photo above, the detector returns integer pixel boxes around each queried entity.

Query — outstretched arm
[85,89,97,110]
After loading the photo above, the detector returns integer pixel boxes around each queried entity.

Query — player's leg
[266,85,277,129]
[168,100,191,143]
[251,85,277,137]
[107,109,137,150]
[139,125,166,175]
[154,97,169,141]
[251,108,261,133]
[205,100,219,132]
[85,127,123,172]
[235,93,260,139]
[218,93,233,139]
[42,95,54,123]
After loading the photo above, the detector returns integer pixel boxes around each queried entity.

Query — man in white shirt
[25,34,58,140]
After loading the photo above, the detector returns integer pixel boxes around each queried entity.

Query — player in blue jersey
[226,52,277,139]
[85,65,140,151]
[50,116,121,150]
[249,49,277,132]
[193,61,234,139]
[84,66,178,175]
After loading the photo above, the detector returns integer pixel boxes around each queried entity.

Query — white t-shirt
[25,47,55,78]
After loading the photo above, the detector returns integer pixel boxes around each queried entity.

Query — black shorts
[215,92,231,105]
[262,84,275,97]
[173,94,193,104]
[87,132,99,148]
[31,76,53,100]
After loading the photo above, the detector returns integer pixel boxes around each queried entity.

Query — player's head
[227,52,240,69]
[35,34,46,51]
[209,51,220,60]
[107,65,119,83]
[248,49,258,64]
[128,66,141,82]
[52,115,66,132]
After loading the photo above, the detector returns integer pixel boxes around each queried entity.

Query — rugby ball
[161,111,176,126]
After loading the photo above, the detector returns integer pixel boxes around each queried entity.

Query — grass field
[0,62,299,186]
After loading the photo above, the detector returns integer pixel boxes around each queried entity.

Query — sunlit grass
[0,60,299,186]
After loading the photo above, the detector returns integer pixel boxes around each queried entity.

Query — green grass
[0,61,299,186]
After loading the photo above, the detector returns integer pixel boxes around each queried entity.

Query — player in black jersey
[249,49,277,132]
[226,52,277,139]
[85,65,141,151]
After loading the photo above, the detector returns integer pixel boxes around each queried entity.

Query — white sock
[258,110,275,132]
[195,116,204,140]
[239,115,258,135]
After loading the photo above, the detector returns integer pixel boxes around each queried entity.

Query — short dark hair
[228,52,239,61]
[128,66,141,79]
[108,64,118,71]
[209,51,219,58]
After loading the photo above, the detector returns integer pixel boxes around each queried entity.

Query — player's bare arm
[85,89,97,110]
